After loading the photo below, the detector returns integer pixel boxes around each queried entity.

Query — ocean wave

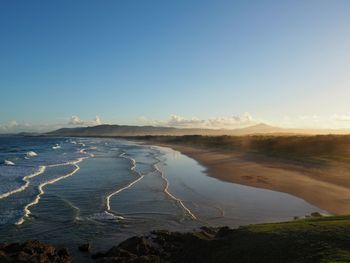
[105,153,144,213]
[16,157,88,225]
[26,151,38,158]
[79,148,94,157]
[61,198,81,221]
[0,166,46,200]
[153,159,197,220]
[52,144,61,150]
[85,211,124,223]
[4,160,15,166]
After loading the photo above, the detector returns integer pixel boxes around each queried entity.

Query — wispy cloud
[331,114,350,122]
[0,115,104,133]
[279,114,350,129]
[68,115,102,126]
[140,113,259,129]
[0,120,49,133]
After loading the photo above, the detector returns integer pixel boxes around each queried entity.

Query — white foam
[104,211,124,220]
[63,199,81,221]
[105,153,144,212]
[86,211,124,222]
[154,162,197,220]
[106,174,144,211]
[79,148,94,157]
[52,144,61,150]
[16,157,87,225]
[4,160,15,166]
[0,166,46,200]
[26,151,38,158]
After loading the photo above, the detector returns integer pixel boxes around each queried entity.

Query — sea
[0,136,325,262]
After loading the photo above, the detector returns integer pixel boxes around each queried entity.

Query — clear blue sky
[1,0,350,131]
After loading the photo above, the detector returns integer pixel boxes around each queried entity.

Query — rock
[93,236,162,263]
[92,226,239,262]
[118,237,156,256]
[78,243,91,253]
[215,226,232,238]
[310,212,323,217]
[0,240,71,263]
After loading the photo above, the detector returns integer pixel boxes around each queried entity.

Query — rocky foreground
[1,215,350,263]
[93,215,350,263]
[0,240,71,263]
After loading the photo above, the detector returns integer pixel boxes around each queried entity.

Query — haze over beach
[1,1,350,263]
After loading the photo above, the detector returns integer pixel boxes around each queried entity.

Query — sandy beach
[156,143,350,215]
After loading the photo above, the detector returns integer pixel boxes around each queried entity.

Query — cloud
[140,113,259,129]
[7,120,19,128]
[0,120,20,132]
[331,114,350,122]
[167,115,206,128]
[278,114,350,129]
[94,116,102,125]
[0,120,37,133]
[68,115,103,126]
[69,116,84,125]
[0,115,105,134]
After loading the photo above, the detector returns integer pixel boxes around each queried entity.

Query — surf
[105,152,144,215]
[149,147,197,220]
[0,166,46,200]
[26,151,38,158]
[3,160,15,166]
[154,162,197,220]
[15,158,86,225]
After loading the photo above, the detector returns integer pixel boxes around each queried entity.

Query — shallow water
[0,136,325,262]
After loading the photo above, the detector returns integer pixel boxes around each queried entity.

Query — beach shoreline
[150,142,350,215]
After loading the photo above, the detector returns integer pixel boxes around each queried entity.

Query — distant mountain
[227,123,284,135]
[47,123,350,137]
[48,124,221,136]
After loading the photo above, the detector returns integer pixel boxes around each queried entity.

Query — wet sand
[155,143,350,215]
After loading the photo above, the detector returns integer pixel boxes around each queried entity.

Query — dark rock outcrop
[92,227,224,263]
[0,240,71,263]
[78,243,91,253]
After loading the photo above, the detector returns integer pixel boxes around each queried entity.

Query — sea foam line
[15,157,87,225]
[154,162,197,220]
[0,166,46,200]
[105,153,144,213]
[0,148,92,200]
[79,148,95,157]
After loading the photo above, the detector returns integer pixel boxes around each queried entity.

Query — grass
[226,215,350,262]
[152,215,350,263]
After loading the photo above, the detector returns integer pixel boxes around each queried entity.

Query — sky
[1,0,350,132]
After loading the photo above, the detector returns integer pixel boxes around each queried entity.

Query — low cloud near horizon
[68,115,102,126]
[280,114,350,129]
[140,113,259,129]
[140,113,350,130]
[2,113,350,134]
[0,115,104,133]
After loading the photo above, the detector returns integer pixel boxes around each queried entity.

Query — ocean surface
[0,136,325,261]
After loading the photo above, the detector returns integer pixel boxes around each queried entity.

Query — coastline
[151,142,350,215]
[2,136,350,262]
